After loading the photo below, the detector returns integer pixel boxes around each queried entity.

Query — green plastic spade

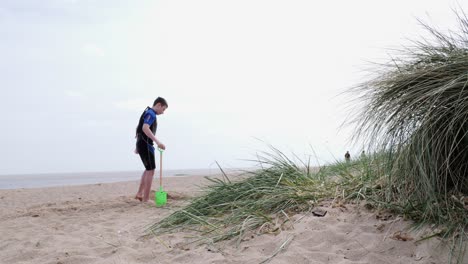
[155,148,167,206]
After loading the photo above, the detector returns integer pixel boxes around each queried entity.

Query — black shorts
[137,141,156,170]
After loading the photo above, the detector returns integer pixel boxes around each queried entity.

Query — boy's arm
[142,124,166,149]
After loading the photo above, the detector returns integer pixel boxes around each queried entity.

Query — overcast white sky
[0,0,466,174]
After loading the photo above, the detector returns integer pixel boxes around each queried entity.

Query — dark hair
[153,97,168,108]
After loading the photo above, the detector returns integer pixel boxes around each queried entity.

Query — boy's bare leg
[142,170,155,202]
[135,171,146,201]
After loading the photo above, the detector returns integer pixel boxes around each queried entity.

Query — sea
[0,168,232,190]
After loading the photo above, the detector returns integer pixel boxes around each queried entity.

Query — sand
[0,174,463,264]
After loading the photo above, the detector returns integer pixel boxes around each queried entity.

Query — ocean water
[0,169,231,190]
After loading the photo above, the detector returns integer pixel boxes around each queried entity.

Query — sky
[0,0,467,175]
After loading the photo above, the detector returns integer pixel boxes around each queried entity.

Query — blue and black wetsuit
[136,107,158,170]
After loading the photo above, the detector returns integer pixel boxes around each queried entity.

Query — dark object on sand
[312,208,327,217]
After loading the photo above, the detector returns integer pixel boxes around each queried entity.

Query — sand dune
[0,175,461,264]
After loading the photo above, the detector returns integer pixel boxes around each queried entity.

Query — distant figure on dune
[345,151,351,162]
[361,150,366,159]
[134,97,168,203]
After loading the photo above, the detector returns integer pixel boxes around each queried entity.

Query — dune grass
[347,12,468,263]
[147,147,384,242]
[147,146,465,262]
[147,147,336,244]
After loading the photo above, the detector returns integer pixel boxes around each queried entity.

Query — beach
[0,174,460,264]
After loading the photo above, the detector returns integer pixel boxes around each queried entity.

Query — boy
[134,97,168,202]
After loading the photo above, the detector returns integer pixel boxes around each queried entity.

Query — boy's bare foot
[134,196,143,202]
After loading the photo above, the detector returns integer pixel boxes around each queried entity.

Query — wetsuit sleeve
[143,112,156,126]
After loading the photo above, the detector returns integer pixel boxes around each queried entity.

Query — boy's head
[153,97,168,115]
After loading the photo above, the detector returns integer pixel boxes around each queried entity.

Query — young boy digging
[134,97,168,202]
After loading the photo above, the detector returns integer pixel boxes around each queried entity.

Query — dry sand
[0,174,463,264]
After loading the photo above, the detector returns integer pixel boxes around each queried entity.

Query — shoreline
[0,168,250,190]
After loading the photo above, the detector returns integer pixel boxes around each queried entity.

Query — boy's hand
[157,143,166,150]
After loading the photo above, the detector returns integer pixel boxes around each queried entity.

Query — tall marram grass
[147,147,337,244]
[147,147,385,243]
[349,11,468,262]
[148,147,465,262]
